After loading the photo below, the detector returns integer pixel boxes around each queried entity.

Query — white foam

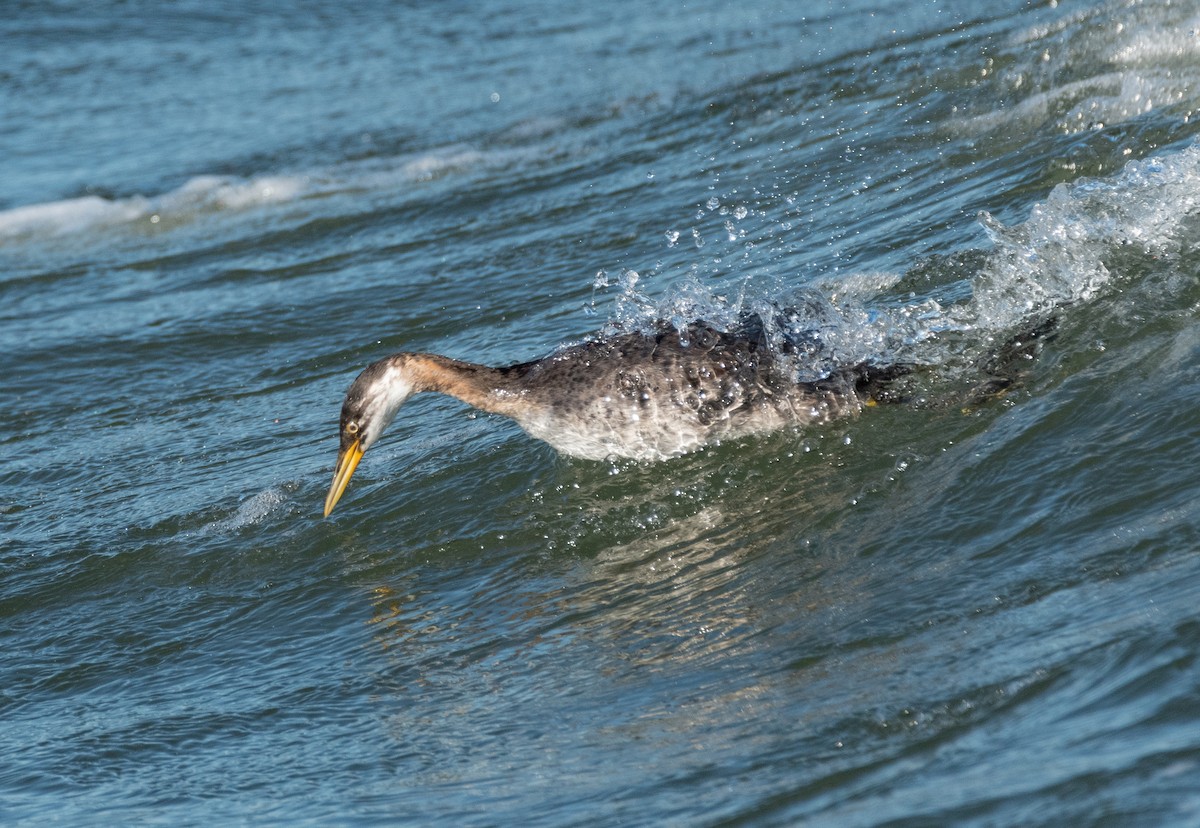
[396,147,489,183]
[0,143,514,243]
[0,175,305,241]
[0,194,149,239]
[164,174,308,210]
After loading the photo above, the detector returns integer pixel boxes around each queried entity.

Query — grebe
[323,317,907,515]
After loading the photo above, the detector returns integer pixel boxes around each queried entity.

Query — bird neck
[398,353,529,418]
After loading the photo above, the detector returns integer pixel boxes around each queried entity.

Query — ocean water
[3,0,1200,824]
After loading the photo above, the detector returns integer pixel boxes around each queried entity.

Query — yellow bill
[324,439,364,516]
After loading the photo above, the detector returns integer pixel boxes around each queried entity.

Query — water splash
[603,143,1200,385]
[199,485,291,535]
[968,146,1200,330]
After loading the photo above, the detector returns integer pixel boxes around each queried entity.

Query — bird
[323,316,907,515]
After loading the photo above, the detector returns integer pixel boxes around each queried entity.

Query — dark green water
[3,0,1200,823]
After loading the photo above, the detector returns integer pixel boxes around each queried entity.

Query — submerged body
[323,320,890,515]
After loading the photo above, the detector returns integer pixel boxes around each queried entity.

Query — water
[3,0,1200,823]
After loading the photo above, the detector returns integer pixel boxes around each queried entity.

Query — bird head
[323,356,414,516]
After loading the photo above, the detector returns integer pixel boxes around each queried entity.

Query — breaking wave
[601,143,1200,384]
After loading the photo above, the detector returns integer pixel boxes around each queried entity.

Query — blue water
[4,0,1200,824]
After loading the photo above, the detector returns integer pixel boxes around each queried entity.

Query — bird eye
[346,421,359,435]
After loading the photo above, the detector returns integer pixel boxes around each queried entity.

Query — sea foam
[0,144,512,243]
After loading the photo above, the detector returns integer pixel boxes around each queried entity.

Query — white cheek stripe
[360,365,414,450]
